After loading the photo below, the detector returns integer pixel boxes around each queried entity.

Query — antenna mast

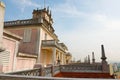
[44,0,46,8]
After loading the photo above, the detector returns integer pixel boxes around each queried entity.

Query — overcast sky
[3,0,120,63]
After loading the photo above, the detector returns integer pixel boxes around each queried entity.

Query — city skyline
[3,0,120,62]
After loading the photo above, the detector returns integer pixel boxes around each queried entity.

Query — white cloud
[12,0,41,12]
[55,12,120,62]
[52,0,84,18]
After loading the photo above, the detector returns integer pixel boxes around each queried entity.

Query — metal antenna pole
[44,0,46,8]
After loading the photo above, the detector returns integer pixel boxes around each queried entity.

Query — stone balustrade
[0,74,115,80]
[60,64,103,73]
[6,68,41,76]
[53,66,60,76]
[5,64,103,77]
[42,40,65,52]
[4,19,40,26]
[1,64,113,79]
[43,66,52,77]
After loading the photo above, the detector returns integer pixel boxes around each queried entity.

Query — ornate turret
[92,52,95,64]
[32,7,53,25]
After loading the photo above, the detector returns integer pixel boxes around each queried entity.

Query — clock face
[45,13,49,22]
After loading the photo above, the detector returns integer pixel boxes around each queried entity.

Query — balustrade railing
[60,64,102,72]
[4,19,40,26]
[43,66,52,77]
[53,66,60,75]
[0,74,113,80]
[42,40,65,52]
[6,68,41,76]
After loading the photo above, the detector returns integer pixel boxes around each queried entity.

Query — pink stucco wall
[2,36,36,72]
[15,57,36,71]
[2,37,16,72]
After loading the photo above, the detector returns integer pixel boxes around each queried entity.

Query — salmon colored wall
[2,37,16,72]
[8,28,38,55]
[15,57,36,71]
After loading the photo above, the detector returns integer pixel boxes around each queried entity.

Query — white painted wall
[0,1,5,48]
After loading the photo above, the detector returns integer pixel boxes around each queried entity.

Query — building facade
[4,8,72,72]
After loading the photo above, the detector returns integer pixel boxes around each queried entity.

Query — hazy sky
[3,0,120,63]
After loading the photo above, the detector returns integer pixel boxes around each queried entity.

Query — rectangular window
[23,28,32,42]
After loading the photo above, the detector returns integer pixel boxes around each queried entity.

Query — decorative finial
[101,45,107,61]
[88,55,90,64]
[92,52,95,63]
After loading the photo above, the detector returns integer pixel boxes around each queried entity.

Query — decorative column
[101,45,107,63]
[0,1,5,52]
[57,51,60,65]
[101,44,109,72]
[52,48,56,65]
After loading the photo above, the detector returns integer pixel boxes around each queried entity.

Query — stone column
[52,48,56,65]
[61,53,64,64]
[36,28,41,63]
[0,1,5,52]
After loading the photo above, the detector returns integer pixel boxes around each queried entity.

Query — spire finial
[88,55,90,64]
[92,52,95,63]
[101,44,107,61]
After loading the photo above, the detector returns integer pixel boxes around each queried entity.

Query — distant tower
[92,52,95,64]
[88,55,90,64]
[101,45,107,62]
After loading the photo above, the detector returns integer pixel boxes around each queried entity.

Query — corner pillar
[52,48,56,65]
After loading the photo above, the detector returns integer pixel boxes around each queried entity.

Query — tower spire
[88,55,90,64]
[101,45,107,61]
[92,52,95,63]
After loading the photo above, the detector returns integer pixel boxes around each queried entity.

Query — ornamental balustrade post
[47,64,54,77]
[34,63,45,76]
